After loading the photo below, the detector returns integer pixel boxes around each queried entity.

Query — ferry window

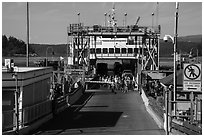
[139,48,142,54]
[96,48,101,54]
[103,48,108,54]
[109,48,114,54]
[128,48,133,53]
[90,48,95,54]
[121,48,126,54]
[134,48,138,54]
[115,48,120,53]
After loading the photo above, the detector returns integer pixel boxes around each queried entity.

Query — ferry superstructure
[67,4,161,73]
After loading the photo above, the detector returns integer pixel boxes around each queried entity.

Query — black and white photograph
[2,0,202,135]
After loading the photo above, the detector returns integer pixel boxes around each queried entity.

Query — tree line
[2,35,35,57]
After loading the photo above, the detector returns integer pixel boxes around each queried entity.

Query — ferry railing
[68,24,160,34]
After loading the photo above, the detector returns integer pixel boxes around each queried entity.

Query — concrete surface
[32,89,165,135]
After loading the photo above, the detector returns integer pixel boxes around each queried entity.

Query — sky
[2,1,202,44]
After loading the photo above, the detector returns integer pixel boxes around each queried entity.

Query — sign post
[183,63,201,123]
[183,63,201,92]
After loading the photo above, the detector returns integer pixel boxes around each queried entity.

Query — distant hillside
[159,34,202,57]
[2,35,35,57]
[177,34,202,43]
[159,40,202,57]
[30,44,67,57]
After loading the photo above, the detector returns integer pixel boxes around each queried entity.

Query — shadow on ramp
[33,111,122,135]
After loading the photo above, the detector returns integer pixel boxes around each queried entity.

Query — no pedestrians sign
[183,63,202,92]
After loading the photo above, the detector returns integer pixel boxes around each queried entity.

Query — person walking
[124,78,128,93]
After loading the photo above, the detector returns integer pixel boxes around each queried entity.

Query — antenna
[110,2,117,27]
[156,2,159,27]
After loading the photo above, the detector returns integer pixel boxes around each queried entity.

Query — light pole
[152,12,154,31]
[163,2,179,117]
[124,13,127,27]
[164,34,177,117]
[77,12,80,24]
[46,47,54,67]
[104,13,107,27]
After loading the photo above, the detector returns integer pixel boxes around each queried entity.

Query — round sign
[184,64,201,80]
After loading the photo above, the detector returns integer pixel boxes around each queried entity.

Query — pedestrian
[111,81,117,94]
[124,79,128,93]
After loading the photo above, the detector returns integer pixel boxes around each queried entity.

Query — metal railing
[68,24,160,35]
